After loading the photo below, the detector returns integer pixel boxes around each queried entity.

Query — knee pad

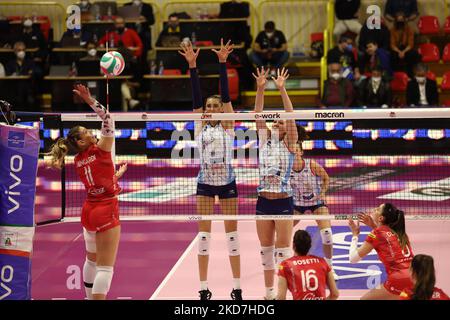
[198,232,211,256]
[83,258,96,286]
[275,247,292,265]
[320,228,333,245]
[83,228,96,253]
[226,231,240,256]
[260,246,275,271]
[92,266,114,295]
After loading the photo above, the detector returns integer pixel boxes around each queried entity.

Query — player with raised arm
[179,39,242,300]
[290,128,335,276]
[348,203,414,299]
[253,67,298,300]
[46,84,126,300]
[277,229,339,300]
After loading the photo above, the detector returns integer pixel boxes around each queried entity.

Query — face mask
[346,44,353,51]
[16,50,26,60]
[88,48,97,57]
[23,19,33,28]
[416,76,426,84]
[80,0,88,7]
[330,72,341,80]
[133,0,141,5]
[116,27,125,34]
[265,32,274,38]
[372,76,381,83]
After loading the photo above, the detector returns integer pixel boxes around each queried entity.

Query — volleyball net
[25,108,450,223]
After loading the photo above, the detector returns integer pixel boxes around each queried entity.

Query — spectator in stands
[359,40,392,80]
[359,18,391,54]
[320,63,355,108]
[406,63,439,107]
[79,42,99,61]
[156,14,189,47]
[358,66,392,108]
[249,21,289,70]
[327,35,361,82]
[333,0,362,42]
[5,41,36,110]
[384,0,419,23]
[98,17,143,58]
[16,15,48,64]
[60,26,92,47]
[219,1,252,49]
[78,0,94,13]
[0,16,12,48]
[124,0,155,55]
[390,12,421,78]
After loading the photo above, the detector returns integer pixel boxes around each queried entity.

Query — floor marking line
[149,234,199,300]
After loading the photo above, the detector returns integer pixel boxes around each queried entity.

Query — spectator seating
[444,16,450,34]
[419,43,440,63]
[390,71,409,91]
[162,69,182,75]
[417,15,440,35]
[440,71,450,90]
[442,44,450,62]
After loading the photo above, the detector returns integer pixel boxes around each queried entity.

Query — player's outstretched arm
[253,67,270,139]
[73,84,114,152]
[326,271,339,300]
[179,41,202,113]
[348,217,374,263]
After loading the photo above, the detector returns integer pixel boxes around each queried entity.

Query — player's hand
[357,212,377,229]
[252,66,269,89]
[115,163,128,179]
[272,67,290,89]
[73,84,94,105]
[348,217,360,236]
[211,38,234,63]
[178,41,200,68]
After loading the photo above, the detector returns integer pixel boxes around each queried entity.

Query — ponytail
[46,138,69,169]
[381,203,410,249]
[296,125,309,151]
[411,254,436,300]
[45,126,82,169]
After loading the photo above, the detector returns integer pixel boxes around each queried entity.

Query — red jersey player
[348,203,414,300]
[400,254,449,300]
[47,84,126,300]
[277,230,339,300]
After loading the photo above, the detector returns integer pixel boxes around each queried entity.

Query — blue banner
[0,123,39,300]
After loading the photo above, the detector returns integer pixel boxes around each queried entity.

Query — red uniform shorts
[383,270,413,295]
[81,198,120,232]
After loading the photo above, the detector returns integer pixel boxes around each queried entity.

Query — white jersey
[258,138,295,195]
[196,122,235,186]
[290,159,323,206]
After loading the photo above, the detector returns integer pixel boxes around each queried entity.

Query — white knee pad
[226,231,240,256]
[320,228,333,246]
[275,247,292,265]
[198,232,211,256]
[92,266,114,295]
[83,258,96,285]
[260,246,275,271]
[83,228,96,253]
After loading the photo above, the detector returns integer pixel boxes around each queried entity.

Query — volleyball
[100,51,125,76]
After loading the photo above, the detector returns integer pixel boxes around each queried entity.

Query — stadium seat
[444,16,450,33]
[442,44,450,62]
[418,43,440,62]
[310,32,323,43]
[226,68,239,101]
[162,69,182,75]
[426,71,436,81]
[37,16,51,42]
[440,71,450,90]
[390,72,409,91]
[442,100,450,107]
[195,41,214,47]
[417,15,440,34]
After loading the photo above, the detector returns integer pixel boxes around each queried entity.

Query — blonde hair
[45,126,82,169]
